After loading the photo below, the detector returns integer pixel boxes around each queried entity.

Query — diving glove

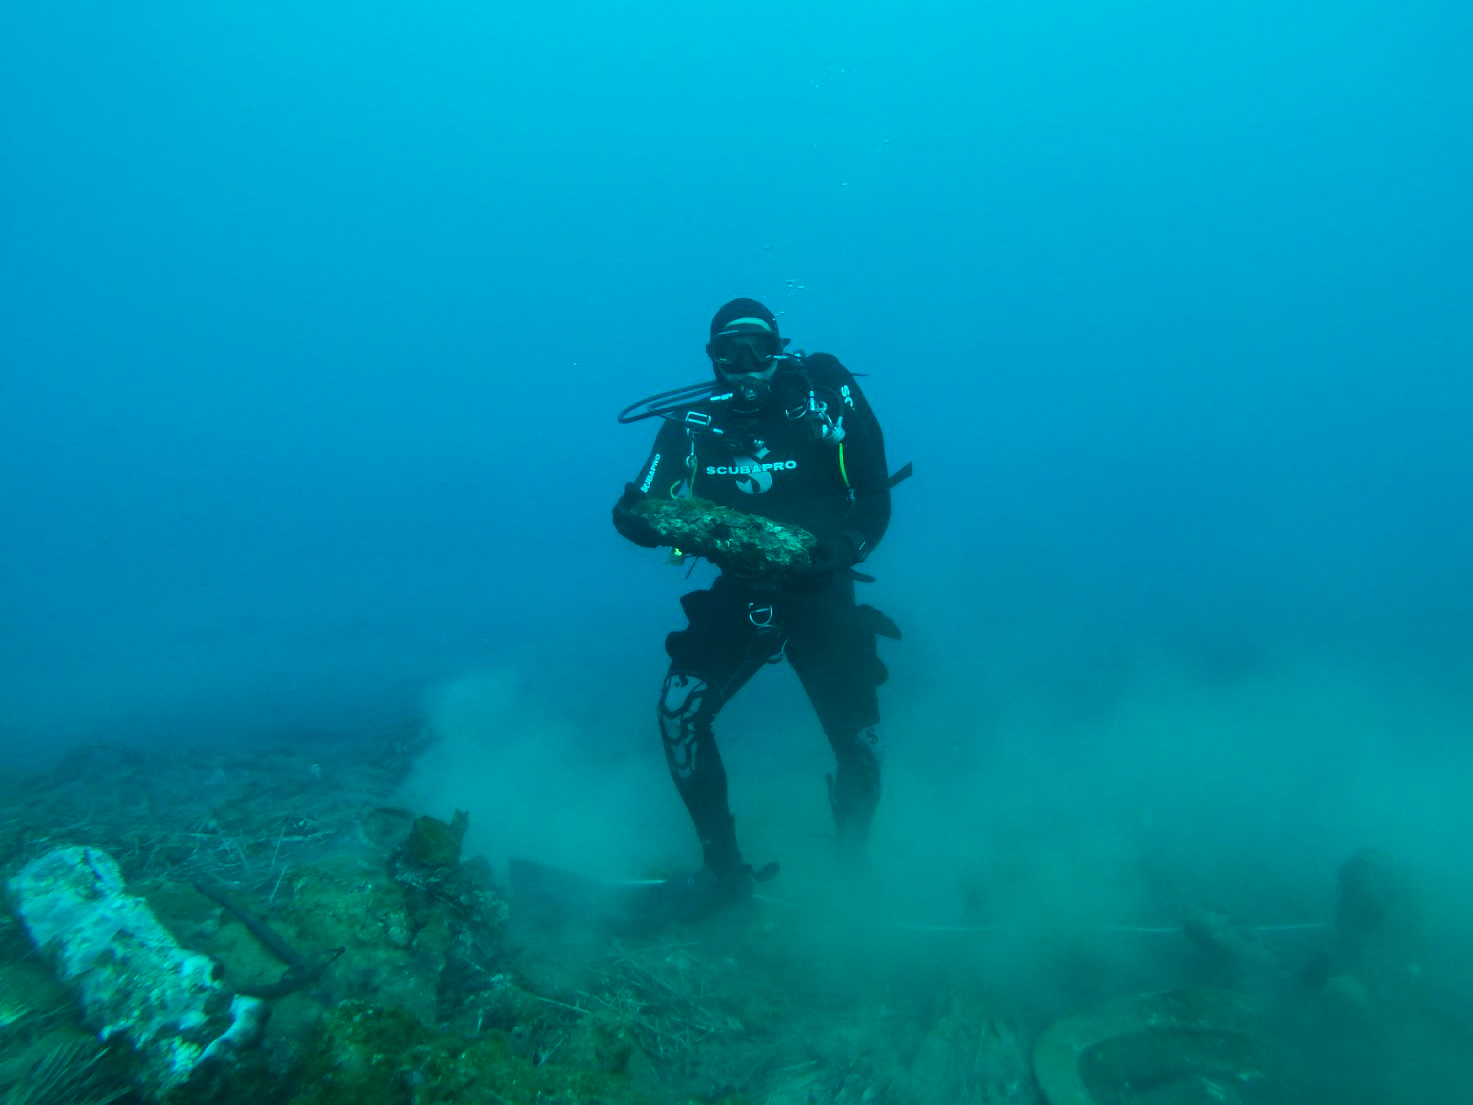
[782,532,864,590]
[612,483,663,549]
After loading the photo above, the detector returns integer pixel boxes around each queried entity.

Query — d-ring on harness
[746,602,787,664]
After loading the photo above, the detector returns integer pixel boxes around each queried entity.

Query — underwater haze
[4,0,1472,1002]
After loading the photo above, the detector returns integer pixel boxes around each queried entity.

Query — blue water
[3,2,1471,940]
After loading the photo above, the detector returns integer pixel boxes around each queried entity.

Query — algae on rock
[405,811,468,870]
[632,496,817,574]
[290,999,648,1105]
[265,856,438,1022]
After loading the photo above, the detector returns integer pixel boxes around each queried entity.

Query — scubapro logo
[706,457,796,495]
[639,454,660,493]
[704,460,798,477]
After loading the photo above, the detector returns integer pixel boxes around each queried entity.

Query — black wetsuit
[614,353,897,873]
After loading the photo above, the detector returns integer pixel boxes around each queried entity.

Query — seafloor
[0,728,1465,1105]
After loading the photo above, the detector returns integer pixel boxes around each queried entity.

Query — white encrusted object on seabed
[7,845,267,1095]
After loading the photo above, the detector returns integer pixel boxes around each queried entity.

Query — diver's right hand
[613,484,663,549]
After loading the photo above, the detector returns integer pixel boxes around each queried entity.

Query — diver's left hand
[782,536,859,591]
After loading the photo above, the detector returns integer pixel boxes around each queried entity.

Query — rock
[276,856,437,1023]
[406,810,469,869]
[1033,988,1277,1105]
[291,999,644,1105]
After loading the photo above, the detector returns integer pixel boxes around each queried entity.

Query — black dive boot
[640,818,777,928]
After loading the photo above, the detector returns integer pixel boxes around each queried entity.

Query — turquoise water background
[3,3,1470,933]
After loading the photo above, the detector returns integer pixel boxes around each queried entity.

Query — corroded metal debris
[633,496,816,573]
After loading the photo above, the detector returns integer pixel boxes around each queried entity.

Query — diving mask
[707,329,786,373]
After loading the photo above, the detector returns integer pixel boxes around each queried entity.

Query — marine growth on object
[633,496,816,573]
[7,846,266,1095]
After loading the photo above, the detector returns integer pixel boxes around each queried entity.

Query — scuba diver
[613,297,903,923]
